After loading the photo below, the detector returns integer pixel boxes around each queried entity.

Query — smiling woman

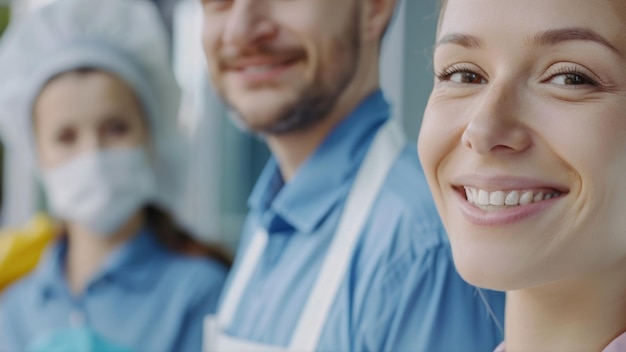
[418,0,626,351]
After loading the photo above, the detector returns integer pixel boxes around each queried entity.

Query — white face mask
[42,147,157,238]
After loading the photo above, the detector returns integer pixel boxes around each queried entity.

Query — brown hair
[53,206,232,267]
[437,0,448,34]
[439,0,448,11]
[146,205,232,267]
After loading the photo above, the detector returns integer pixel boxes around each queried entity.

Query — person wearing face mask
[419,0,626,350]
[0,0,229,351]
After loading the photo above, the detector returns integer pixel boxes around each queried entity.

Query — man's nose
[222,0,278,51]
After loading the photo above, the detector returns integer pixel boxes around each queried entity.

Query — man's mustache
[218,45,306,68]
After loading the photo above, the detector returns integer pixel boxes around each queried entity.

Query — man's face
[201,0,362,134]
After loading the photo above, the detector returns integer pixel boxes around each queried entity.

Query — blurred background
[0,0,439,250]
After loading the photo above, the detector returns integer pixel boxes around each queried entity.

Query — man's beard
[225,11,361,135]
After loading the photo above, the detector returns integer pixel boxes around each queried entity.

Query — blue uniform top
[221,90,506,352]
[0,227,228,352]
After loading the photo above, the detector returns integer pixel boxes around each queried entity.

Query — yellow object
[0,214,56,292]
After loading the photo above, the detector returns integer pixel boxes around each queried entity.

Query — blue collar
[34,227,168,304]
[248,89,391,234]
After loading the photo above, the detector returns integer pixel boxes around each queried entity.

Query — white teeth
[466,188,473,203]
[519,191,533,205]
[245,65,274,73]
[505,191,519,206]
[490,191,505,206]
[478,190,490,205]
[464,187,561,207]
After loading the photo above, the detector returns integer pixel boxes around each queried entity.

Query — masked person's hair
[145,205,232,267]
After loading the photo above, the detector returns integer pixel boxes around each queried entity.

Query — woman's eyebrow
[435,27,620,56]
[530,27,620,55]
[435,33,483,49]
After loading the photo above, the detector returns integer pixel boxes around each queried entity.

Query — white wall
[1,0,50,227]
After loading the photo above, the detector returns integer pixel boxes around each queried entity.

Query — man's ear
[361,0,398,42]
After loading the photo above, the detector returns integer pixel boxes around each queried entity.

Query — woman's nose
[462,83,532,156]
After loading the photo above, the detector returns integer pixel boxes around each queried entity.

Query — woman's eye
[437,66,487,85]
[449,71,487,84]
[548,73,597,86]
[544,64,601,88]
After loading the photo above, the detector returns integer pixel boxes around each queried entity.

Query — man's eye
[201,0,232,7]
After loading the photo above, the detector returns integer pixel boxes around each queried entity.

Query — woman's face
[34,71,148,170]
[418,0,626,290]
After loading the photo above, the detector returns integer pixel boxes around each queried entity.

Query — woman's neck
[505,266,626,352]
[65,212,144,295]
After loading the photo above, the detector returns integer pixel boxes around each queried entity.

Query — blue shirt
[0,227,228,352]
[221,90,506,351]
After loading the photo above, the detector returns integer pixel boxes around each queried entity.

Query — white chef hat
[0,0,187,215]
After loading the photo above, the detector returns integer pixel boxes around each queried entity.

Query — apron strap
[289,120,406,350]
[218,228,269,328]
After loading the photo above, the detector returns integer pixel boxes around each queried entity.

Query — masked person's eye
[56,128,77,146]
[103,118,130,137]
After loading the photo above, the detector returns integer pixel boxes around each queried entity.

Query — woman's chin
[453,255,535,292]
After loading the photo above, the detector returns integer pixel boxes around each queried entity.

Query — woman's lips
[451,182,568,226]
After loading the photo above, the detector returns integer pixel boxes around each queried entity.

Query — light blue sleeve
[28,327,135,352]
[0,285,28,352]
[173,260,228,352]
[358,222,505,352]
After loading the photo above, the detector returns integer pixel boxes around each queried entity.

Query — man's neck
[267,80,380,182]
[504,266,626,351]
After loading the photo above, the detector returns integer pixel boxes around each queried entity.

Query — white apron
[203,119,406,352]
